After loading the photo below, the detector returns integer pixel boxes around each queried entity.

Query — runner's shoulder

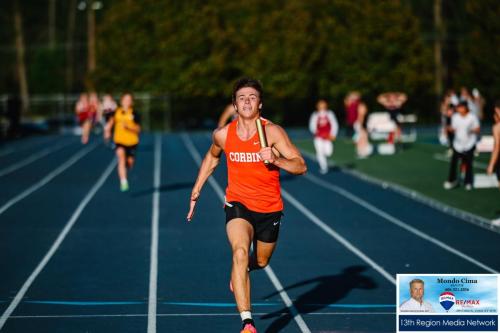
[265,122,290,143]
[265,121,285,135]
[213,124,229,148]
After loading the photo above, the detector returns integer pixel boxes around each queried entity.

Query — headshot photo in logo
[399,278,435,312]
[439,291,456,311]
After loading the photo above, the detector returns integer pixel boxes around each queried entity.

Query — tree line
[1,0,499,124]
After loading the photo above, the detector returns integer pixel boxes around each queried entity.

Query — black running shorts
[115,143,138,158]
[225,201,282,243]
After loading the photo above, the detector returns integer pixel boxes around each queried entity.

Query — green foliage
[94,0,433,100]
[457,0,500,103]
[2,0,497,124]
[29,48,66,94]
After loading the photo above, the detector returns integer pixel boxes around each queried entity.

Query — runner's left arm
[124,112,141,134]
[259,124,307,175]
[104,116,115,140]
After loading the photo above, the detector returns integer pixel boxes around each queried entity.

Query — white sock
[240,311,252,322]
[120,178,128,186]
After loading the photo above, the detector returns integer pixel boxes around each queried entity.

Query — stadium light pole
[48,0,56,50]
[78,1,102,76]
[433,0,444,109]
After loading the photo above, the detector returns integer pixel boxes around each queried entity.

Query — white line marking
[9,312,394,319]
[181,133,312,333]
[0,141,99,216]
[305,173,499,274]
[0,140,74,177]
[0,136,57,158]
[263,266,311,332]
[0,158,116,330]
[300,148,498,233]
[280,190,397,285]
[148,134,161,333]
[433,153,487,169]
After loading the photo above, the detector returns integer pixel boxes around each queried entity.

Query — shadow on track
[261,266,377,333]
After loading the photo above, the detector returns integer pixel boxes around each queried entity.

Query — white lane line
[433,153,487,169]
[0,158,116,331]
[263,266,311,332]
[181,133,312,333]
[305,173,499,274]
[0,141,99,216]
[0,140,74,177]
[0,136,58,158]
[148,134,161,333]
[9,312,394,319]
[280,190,397,285]
[300,148,497,233]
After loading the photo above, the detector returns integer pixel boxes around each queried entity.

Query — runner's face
[121,95,133,109]
[317,101,328,111]
[234,87,261,119]
[457,105,468,116]
[410,283,424,302]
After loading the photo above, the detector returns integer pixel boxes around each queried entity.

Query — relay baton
[255,118,269,165]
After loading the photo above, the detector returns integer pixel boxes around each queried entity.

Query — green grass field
[297,138,500,220]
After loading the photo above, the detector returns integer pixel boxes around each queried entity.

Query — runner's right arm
[186,127,226,221]
[104,117,114,140]
[308,112,317,135]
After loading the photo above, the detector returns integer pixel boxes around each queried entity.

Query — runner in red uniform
[309,100,338,174]
[187,78,307,333]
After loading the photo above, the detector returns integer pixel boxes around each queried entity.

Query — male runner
[186,78,307,333]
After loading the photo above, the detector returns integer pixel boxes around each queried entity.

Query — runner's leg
[314,137,328,173]
[249,240,277,271]
[116,147,127,181]
[226,218,254,312]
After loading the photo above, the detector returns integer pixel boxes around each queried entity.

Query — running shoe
[443,181,457,190]
[240,323,257,333]
[120,180,129,192]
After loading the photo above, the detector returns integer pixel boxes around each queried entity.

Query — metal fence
[0,93,174,137]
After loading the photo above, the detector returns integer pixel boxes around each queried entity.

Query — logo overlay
[439,292,456,311]
[397,274,498,332]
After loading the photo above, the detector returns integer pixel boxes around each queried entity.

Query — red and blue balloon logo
[439,292,455,311]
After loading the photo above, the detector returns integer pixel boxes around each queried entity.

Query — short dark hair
[232,77,263,104]
[495,99,500,110]
[457,100,468,109]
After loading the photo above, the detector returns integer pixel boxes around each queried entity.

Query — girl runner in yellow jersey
[105,93,141,191]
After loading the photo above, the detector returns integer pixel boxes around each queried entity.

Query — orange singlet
[224,119,283,213]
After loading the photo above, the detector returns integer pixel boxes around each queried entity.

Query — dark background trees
[0,0,498,127]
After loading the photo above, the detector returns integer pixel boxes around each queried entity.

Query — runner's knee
[116,148,125,158]
[232,247,249,266]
